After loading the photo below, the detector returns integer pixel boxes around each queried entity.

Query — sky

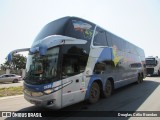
[0,0,160,64]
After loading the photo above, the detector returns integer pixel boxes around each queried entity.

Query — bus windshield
[24,47,59,85]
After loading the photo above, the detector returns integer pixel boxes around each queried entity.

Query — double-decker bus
[7,17,146,109]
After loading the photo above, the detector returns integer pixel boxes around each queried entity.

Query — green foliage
[1,54,27,70]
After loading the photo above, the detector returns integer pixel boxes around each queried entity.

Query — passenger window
[93,27,108,46]
[5,75,9,77]
[94,62,106,74]
[62,54,86,78]
[105,31,112,47]
[130,63,142,68]
[125,42,130,53]
[112,36,124,51]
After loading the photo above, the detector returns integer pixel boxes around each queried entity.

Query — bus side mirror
[30,45,47,56]
[30,47,39,54]
[7,48,30,63]
[7,53,13,63]
[39,45,47,56]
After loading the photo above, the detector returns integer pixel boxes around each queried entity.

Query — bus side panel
[85,47,115,99]
[61,73,87,108]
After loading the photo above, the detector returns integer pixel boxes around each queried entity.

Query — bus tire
[158,70,160,76]
[88,82,100,104]
[102,80,112,98]
[141,73,144,82]
[137,74,142,84]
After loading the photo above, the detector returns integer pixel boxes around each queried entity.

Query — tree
[1,54,27,70]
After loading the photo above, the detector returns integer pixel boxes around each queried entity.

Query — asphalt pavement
[0,77,160,120]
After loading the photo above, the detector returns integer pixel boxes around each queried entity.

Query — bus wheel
[158,70,160,76]
[141,74,144,82]
[88,82,100,104]
[103,80,112,98]
[137,74,141,84]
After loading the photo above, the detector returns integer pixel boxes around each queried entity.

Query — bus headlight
[44,89,53,94]
[31,91,43,97]
[24,89,44,97]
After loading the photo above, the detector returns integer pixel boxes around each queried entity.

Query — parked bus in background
[145,56,160,76]
[7,17,146,109]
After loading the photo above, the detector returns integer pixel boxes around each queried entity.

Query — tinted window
[62,45,88,78]
[34,17,70,41]
[5,75,10,77]
[10,75,15,77]
[130,63,142,68]
[121,40,126,51]
[93,27,108,46]
[125,42,141,55]
[125,42,131,53]
[139,48,145,57]
[62,54,87,77]
[111,35,124,51]
[34,17,95,43]
[129,44,135,54]
[65,18,95,41]
[94,62,106,74]
[105,31,112,47]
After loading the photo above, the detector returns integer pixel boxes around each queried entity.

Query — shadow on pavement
[5,79,160,120]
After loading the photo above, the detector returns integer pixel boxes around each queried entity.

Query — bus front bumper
[24,93,61,109]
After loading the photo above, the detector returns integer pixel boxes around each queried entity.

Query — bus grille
[146,68,154,74]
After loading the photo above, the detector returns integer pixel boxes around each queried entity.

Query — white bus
[7,17,146,109]
[145,56,160,76]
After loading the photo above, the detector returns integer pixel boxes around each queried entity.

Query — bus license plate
[30,100,41,105]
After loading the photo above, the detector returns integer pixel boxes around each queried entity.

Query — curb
[0,94,23,100]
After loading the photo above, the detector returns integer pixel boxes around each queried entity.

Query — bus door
[61,55,86,107]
